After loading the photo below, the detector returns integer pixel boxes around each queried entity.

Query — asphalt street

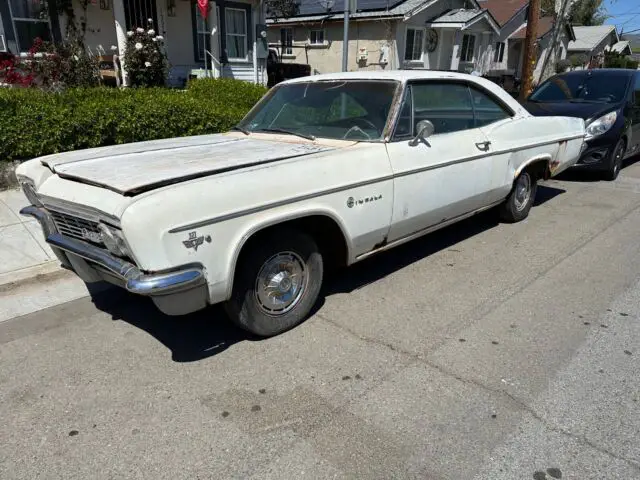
[2,161,640,479]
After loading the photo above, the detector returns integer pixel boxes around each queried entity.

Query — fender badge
[183,231,212,251]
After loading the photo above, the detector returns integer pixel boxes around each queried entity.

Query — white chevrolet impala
[17,71,585,337]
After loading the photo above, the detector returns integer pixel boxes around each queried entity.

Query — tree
[266,0,300,20]
[568,0,608,26]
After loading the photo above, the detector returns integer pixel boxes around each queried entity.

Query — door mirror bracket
[409,120,435,146]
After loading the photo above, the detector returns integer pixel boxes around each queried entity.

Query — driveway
[2,162,640,479]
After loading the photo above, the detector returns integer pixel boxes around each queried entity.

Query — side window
[411,83,474,135]
[635,73,640,107]
[469,87,512,128]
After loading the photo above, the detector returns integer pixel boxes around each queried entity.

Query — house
[606,40,633,56]
[567,25,619,69]
[266,0,501,75]
[0,0,268,87]
[481,0,574,82]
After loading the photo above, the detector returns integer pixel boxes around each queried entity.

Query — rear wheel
[603,139,625,181]
[499,170,538,223]
[224,229,323,337]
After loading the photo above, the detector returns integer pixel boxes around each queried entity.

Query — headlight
[98,223,130,257]
[585,111,617,140]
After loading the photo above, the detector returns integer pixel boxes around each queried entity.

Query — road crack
[316,313,640,471]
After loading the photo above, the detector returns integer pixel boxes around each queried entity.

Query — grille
[48,210,103,245]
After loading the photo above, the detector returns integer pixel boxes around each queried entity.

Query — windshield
[238,80,399,141]
[529,73,630,104]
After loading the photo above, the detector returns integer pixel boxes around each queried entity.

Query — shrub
[0,78,268,163]
[0,37,100,90]
[124,20,168,87]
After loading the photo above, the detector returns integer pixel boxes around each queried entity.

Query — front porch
[0,0,267,87]
[401,8,500,74]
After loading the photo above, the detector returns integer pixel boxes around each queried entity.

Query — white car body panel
[15,70,586,314]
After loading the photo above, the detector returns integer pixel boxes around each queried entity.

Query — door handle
[475,141,491,151]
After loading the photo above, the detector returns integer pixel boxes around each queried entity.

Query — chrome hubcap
[514,173,532,212]
[255,252,306,316]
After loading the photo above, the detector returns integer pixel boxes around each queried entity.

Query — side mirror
[409,120,435,146]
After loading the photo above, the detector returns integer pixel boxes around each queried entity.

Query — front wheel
[499,170,538,223]
[603,139,625,181]
[224,229,323,337]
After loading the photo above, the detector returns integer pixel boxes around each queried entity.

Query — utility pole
[538,0,570,84]
[519,0,541,101]
[342,0,350,71]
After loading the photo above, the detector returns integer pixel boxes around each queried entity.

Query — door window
[469,86,512,127]
[635,73,640,108]
[410,82,475,135]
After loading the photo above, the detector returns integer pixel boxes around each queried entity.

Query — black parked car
[523,69,640,180]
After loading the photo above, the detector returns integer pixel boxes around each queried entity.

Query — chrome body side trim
[169,134,584,233]
[21,206,204,296]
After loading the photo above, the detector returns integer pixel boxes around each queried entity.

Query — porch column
[113,0,129,86]
[450,30,461,71]
[209,2,221,78]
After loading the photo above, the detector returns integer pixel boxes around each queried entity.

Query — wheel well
[237,215,349,271]
[524,158,551,181]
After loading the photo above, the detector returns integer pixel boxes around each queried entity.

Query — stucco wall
[58,2,118,55]
[268,19,398,74]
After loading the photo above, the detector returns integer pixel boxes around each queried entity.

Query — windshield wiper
[231,125,250,135]
[256,128,316,141]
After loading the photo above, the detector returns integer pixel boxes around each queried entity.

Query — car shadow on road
[555,153,640,183]
[89,184,565,363]
[90,288,253,363]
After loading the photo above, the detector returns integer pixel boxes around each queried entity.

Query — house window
[493,42,505,63]
[309,29,324,45]
[8,0,52,52]
[226,8,247,60]
[460,34,476,62]
[404,27,424,62]
[193,3,209,62]
[280,27,293,55]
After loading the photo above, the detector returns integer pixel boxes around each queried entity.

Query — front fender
[224,206,355,300]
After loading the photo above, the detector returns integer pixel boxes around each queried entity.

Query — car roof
[556,68,637,78]
[280,70,531,118]
[282,70,482,85]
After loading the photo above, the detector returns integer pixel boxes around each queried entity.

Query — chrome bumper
[20,205,205,296]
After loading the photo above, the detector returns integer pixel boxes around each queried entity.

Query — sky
[605,0,640,35]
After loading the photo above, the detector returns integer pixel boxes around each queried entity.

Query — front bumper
[20,205,209,315]
[572,135,617,171]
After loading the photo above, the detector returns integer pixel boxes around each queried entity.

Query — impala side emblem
[183,231,212,251]
[347,194,382,208]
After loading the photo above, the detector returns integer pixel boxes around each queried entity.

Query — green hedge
[0,78,267,163]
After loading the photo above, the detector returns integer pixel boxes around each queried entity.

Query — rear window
[529,72,631,104]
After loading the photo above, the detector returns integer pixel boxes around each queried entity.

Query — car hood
[522,101,619,123]
[41,133,340,195]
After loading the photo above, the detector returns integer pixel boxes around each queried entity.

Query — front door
[385,81,495,242]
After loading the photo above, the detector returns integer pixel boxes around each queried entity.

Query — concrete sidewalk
[0,188,57,281]
[0,188,99,322]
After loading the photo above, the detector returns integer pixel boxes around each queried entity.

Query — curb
[0,261,72,293]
